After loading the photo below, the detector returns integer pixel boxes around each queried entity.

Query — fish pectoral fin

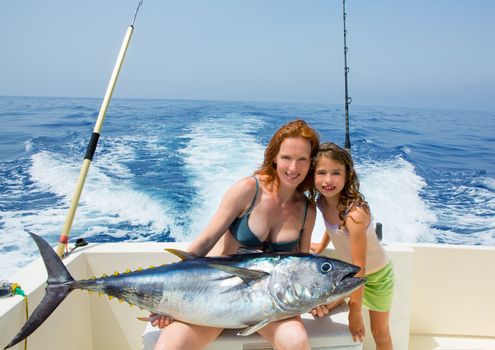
[207,263,269,283]
[137,313,171,323]
[237,319,271,336]
[164,248,198,261]
[137,316,153,322]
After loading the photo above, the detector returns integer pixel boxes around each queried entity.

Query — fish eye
[320,262,333,273]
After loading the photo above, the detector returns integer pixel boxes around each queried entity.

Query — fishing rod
[55,1,143,258]
[342,0,352,152]
[341,1,383,240]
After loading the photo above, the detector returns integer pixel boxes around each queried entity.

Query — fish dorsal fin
[237,319,270,336]
[207,263,269,283]
[164,248,198,261]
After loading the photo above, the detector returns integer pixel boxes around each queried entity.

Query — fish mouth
[334,265,366,295]
[337,276,366,292]
[341,264,360,280]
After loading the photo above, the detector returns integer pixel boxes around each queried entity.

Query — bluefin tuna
[5,232,365,349]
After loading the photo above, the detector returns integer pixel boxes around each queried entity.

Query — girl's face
[314,156,346,199]
[274,137,312,189]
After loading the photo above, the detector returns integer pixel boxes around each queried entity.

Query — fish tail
[4,232,75,349]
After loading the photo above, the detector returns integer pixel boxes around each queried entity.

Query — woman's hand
[138,313,174,329]
[154,314,174,329]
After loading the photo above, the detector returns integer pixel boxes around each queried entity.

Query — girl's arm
[345,207,369,343]
[298,202,316,253]
[187,177,257,256]
[310,230,330,254]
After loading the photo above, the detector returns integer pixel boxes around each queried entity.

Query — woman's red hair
[255,119,320,193]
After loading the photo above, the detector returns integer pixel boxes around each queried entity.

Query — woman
[153,119,320,350]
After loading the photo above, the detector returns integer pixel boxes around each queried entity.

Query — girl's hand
[348,307,365,342]
[310,299,345,317]
[310,242,322,254]
[311,304,331,318]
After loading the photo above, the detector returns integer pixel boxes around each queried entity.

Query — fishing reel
[0,280,25,298]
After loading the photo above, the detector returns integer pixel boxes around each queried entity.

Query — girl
[153,119,320,350]
[310,142,394,350]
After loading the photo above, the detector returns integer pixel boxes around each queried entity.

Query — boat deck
[409,334,495,350]
[1,241,494,350]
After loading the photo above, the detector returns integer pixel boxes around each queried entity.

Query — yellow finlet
[164,248,198,261]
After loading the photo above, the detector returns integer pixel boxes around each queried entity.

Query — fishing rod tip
[131,0,144,26]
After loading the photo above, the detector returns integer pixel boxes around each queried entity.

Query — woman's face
[274,137,312,189]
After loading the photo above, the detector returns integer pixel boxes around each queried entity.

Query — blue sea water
[0,96,494,279]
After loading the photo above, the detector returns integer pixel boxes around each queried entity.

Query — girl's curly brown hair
[313,142,370,228]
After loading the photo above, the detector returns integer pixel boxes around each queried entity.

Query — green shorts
[362,261,394,312]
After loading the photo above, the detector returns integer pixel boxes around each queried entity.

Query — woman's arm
[187,177,257,256]
[150,177,256,329]
[298,202,316,253]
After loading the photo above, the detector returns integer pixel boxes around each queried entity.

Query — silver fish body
[4,233,365,349]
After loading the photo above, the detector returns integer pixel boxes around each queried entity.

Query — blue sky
[1,1,494,111]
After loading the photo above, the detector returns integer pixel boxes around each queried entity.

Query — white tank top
[319,203,389,275]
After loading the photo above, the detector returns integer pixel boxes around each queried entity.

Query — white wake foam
[358,157,436,243]
[313,156,436,244]
[0,139,179,279]
[179,115,265,239]
[29,147,174,236]
[430,175,495,245]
